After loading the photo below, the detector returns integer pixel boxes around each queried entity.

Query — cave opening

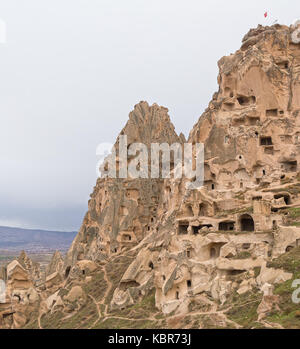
[240,214,254,232]
[178,223,189,235]
[219,221,235,231]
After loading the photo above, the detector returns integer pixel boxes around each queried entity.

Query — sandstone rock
[46,250,64,277]
[237,278,256,295]
[257,295,280,321]
[45,272,62,289]
[261,283,274,296]
[257,264,293,286]
[76,260,97,274]
[6,260,32,290]
[4,23,300,329]
[64,286,85,303]
[18,251,41,282]
[45,291,63,312]
[64,101,182,271]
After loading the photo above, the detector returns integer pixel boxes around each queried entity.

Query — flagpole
[264,12,278,25]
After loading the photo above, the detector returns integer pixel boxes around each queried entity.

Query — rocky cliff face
[2,23,300,329]
[65,101,182,269]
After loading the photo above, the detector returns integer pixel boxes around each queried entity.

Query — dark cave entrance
[240,214,254,232]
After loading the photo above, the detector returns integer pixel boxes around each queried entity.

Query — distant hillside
[0,226,77,252]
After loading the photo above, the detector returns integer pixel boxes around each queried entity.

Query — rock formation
[45,251,64,278]
[0,255,40,328]
[65,101,182,268]
[2,23,300,329]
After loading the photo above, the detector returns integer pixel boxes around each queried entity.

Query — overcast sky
[0,0,299,231]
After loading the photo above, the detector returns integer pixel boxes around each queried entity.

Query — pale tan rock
[237,278,256,295]
[261,283,274,296]
[45,272,62,289]
[6,260,32,290]
[46,251,64,277]
[257,265,293,286]
[4,23,300,328]
[13,312,27,328]
[85,276,92,283]
[18,251,41,282]
[45,291,61,310]
[64,286,85,303]
[257,295,280,321]
[76,260,97,273]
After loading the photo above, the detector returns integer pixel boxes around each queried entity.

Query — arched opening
[122,234,132,241]
[65,266,71,279]
[187,280,192,288]
[208,242,225,259]
[210,247,216,259]
[176,291,179,300]
[240,214,254,232]
[199,203,208,216]
[185,205,194,217]
[224,87,231,97]
[119,206,128,216]
[286,246,294,253]
[13,294,21,303]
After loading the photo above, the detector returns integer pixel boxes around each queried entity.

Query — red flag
[264,12,268,18]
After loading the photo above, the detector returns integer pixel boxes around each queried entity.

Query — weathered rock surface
[2,23,300,329]
[45,250,64,277]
